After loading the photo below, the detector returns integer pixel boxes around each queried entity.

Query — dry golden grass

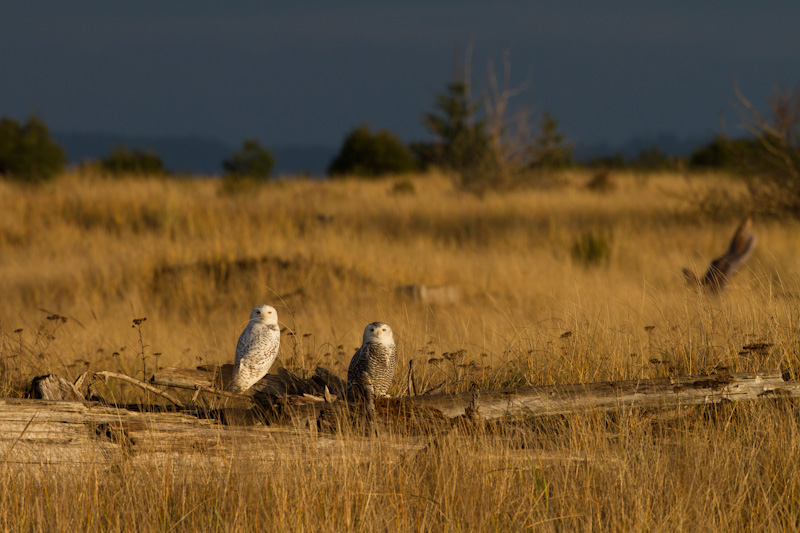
[2,168,800,530]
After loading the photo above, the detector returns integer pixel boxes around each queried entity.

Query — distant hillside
[54,132,337,177]
[269,145,338,177]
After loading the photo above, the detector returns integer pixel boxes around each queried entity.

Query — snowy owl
[347,322,397,397]
[229,305,281,393]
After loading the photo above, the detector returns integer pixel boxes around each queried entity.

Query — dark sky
[2,1,798,148]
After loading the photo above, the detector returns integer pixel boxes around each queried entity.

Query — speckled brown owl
[347,322,397,397]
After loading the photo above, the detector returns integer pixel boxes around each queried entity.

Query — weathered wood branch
[93,371,184,407]
[151,366,221,391]
[407,360,417,396]
[390,371,800,421]
[151,365,346,399]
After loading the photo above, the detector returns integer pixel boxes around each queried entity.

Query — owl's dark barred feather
[347,341,398,396]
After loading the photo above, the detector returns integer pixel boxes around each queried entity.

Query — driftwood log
[150,366,800,430]
[3,368,800,467]
[392,371,800,420]
[28,374,85,401]
[0,397,425,469]
[313,370,800,434]
[397,284,460,305]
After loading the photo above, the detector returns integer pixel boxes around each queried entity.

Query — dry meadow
[2,169,800,531]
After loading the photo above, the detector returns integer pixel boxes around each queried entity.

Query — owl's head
[363,322,394,345]
[250,305,278,325]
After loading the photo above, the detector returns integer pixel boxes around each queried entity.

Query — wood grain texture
[392,371,800,420]
[0,398,420,469]
[5,370,797,466]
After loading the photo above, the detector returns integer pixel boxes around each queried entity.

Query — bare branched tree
[484,50,532,182]
[734,83,800,216]
[422,47,572,193]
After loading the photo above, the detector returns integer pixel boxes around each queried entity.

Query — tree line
[1,77,798,213]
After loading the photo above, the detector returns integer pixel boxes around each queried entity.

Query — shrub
[690,136,733,168]
[390,178,416,195]
[571,231,612,266]
[586,169,616,192]
[724,84,800,217]
[100,145,167,176]
[631,145,677,171]
[218,175,262,196]
[589,151,626,170]
[689,136,766,169]
[0,115,65,183]
[223,139,275,179]
[527,111,573,169]
[328,124,417,178]
[408,141,438,171]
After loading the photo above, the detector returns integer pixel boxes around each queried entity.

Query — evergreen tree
[223,139,275,179]
[528,111,573,169]
[0,115,65,182]
[421,80,498,191]
[422,81,493,174]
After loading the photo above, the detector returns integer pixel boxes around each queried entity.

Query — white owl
[228,305,281,393]
[347,322,398,397]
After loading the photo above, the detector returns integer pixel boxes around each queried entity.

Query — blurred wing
[723,218,757,274]
[702,218,757,292]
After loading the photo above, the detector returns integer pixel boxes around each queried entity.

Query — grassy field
[2,169,800,530]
